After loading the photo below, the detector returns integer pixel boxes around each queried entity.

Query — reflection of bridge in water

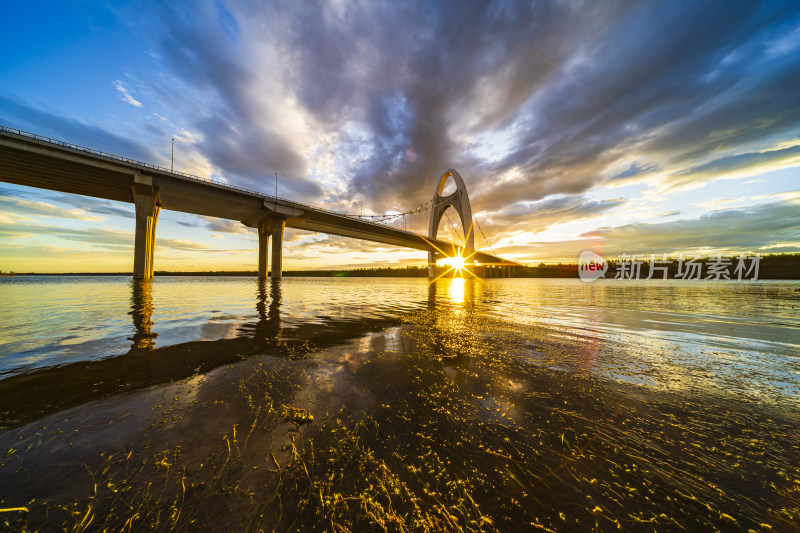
[129,278,285,353]
[0,278,478,428]
[0,125,519,278]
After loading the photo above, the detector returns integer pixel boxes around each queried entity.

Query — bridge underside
[0,129,516,278]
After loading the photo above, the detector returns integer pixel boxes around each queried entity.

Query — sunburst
[419,226,487,285]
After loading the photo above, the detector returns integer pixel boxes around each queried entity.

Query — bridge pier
[132,174,160,279]
[270,218,285,279]
[258,220,270,280]
[257,216,286,279]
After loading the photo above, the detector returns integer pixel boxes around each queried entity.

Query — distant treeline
[516,253,800,280]
[5,253,799,279]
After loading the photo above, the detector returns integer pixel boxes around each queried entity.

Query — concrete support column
[270,218,285,279]
[132,175,160,279]
[428,251,435,278]
[258,221,270,280]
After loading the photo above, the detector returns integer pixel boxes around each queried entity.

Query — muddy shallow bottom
[0,278,798,531]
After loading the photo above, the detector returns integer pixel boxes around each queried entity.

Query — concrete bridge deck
[0,125,517,277]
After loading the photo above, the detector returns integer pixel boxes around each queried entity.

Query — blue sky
[1,0,799,272]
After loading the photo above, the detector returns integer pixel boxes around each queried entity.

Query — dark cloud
[124,0,642,211]
[479,1,800,203]
[484,195,627,234]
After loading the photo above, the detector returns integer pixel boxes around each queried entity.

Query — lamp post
[171,138,174,172]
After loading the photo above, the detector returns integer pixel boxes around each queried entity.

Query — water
[0,276,798,531]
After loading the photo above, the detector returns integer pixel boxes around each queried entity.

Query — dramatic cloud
[124,0,800,212]
[2,0,799,269]
[483,195,627,234]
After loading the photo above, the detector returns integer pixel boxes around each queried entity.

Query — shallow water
[0,276,798,531]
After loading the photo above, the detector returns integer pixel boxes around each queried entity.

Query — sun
[441,253,467,273]
[418,230,485,285]
[432,249,485,285]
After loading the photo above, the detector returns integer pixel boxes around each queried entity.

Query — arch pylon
[428,169,474,277]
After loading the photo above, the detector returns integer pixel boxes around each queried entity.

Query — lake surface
[0,276,798,531]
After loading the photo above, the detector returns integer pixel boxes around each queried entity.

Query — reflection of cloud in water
[199,319,246,341]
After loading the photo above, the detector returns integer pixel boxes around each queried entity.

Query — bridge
[0,125,518,278]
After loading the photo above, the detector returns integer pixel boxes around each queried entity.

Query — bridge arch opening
[438,175,458,196]
[432,205,467,249]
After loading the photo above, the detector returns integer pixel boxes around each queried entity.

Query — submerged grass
[1,305,798,532]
